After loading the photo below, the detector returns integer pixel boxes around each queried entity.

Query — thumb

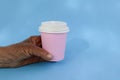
[30,46,53,61]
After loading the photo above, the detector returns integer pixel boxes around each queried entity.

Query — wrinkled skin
[0,36,52,68]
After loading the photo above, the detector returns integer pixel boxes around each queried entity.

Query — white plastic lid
[39,21,70,33]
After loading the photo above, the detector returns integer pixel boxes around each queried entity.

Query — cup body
[41,32,67,61]
[39,21,69,61]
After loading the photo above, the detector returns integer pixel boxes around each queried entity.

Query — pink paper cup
[41,32,67,61]
[39,21,70,61]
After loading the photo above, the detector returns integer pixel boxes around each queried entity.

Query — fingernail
[47,54,53,60]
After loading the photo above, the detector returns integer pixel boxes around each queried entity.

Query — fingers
[22,35,42,47]
[31,36,42,46]
[31,46,53,61]
[0,56,45,68]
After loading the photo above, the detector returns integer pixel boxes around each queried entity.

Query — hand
[0,36,52,68]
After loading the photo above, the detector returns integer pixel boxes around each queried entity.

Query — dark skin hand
[0,36,53,68]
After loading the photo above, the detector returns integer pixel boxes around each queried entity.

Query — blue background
[0,0,120,80]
